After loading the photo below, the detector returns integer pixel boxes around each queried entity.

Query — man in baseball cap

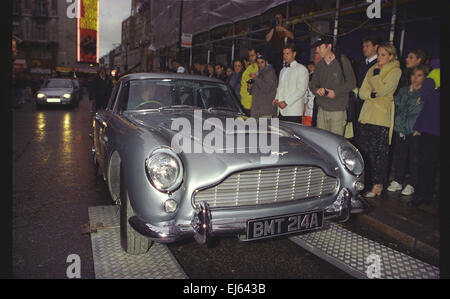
[310,36,334,49]
[308,34,356,136]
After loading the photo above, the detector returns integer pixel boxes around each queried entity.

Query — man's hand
[272,99,279,106]
[249,72,257,79]
[413,131,421,136]
[278,101,287,109]
[325,88,336,99]
[317,88,326,96]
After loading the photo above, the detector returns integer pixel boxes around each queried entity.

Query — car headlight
[63,93,71,99]
[338,142,364,176]
[37,93,45,98]
[145,147,183,193]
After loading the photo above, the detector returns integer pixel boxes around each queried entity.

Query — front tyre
[119,163,153,255]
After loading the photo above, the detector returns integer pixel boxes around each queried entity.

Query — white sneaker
[387,180,403,192]
[401,184,415,196]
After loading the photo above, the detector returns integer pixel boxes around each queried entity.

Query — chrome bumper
[129,188,354,244]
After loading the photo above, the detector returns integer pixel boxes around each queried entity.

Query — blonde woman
[358,42,402,198]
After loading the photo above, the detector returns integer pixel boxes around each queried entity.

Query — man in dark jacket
[353,36,381,144]
[92,69,112,111]
[309,36,356,136]
[248,54,278,118]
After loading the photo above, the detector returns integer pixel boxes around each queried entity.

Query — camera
[324,89,329,96]
[247,79,255,85]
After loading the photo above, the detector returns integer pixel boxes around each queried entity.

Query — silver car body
[36,78,78,106]
[92,73,364,244]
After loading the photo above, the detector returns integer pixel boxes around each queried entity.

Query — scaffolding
[148,0,439,70]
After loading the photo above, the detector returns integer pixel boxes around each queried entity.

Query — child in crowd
[387,65,429,196]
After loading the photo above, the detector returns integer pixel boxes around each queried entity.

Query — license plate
[246,210,324,241]
[47,98,61,103]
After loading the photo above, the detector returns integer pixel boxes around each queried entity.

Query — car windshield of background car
[44,79,73,89]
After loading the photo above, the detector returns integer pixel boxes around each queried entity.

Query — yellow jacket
[240,62,258,109]
[427,68,440,89]
[359,60,401,144]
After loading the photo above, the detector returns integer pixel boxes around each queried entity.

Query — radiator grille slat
[193,166,338,208]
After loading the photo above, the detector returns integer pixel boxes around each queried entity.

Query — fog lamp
[164,199,177,213]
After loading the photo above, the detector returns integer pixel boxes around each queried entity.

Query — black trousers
[391,132,420,187]
[358,123,390,186]
[416,133,440,200]
[279,114,302,124]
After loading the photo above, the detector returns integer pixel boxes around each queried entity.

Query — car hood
[126,110,337,178]
[38,88,74,95]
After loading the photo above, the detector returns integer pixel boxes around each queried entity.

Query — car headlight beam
[63,93,71,99]
[338,142,364,177]
[145,147,183,193]
[37,93,45,98]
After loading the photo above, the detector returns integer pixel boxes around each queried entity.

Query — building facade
[13,0,98,76]
[13,0,59,74]
[121,0,152,73]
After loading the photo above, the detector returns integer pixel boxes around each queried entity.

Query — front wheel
[119,164,153,255]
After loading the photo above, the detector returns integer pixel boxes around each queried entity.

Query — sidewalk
[352,191,439,266]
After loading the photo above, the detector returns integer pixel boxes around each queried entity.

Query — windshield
[120,79,242,113]
[43,79,73,89]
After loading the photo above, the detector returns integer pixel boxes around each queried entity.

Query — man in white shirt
[272,44,309,123]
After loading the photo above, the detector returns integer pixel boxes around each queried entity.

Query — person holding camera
[266,13,294,76]
[309,36,356,136]
[247,54,278,118]
[272,44,309,123]
[240,48,259,116]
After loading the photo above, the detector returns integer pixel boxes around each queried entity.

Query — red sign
[77,0,99,63]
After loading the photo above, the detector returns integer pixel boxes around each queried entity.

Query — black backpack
[336,54,357,123]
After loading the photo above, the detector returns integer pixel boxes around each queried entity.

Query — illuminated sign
[77,0,99,63]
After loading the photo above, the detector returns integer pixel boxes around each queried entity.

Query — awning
[55,66,98,74]
[30,68,52,74]
[150,0,291,50]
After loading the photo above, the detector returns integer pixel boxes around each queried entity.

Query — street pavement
[13,96,110,278]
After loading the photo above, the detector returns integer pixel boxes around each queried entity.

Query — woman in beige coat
[358,42,402,198]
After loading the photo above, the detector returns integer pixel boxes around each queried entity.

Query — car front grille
[193,166,338,208]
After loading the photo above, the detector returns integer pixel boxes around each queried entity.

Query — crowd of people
[168,32,440,208]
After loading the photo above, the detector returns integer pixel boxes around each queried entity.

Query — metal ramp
[88,206,188,279]
[88,206,439,279]
[289,222,439,279]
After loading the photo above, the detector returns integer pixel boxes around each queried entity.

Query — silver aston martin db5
[92,73,365,254]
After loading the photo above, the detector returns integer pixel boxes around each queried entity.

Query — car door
[94,82,121,174]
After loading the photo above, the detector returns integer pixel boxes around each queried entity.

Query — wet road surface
[12,96,352,279]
